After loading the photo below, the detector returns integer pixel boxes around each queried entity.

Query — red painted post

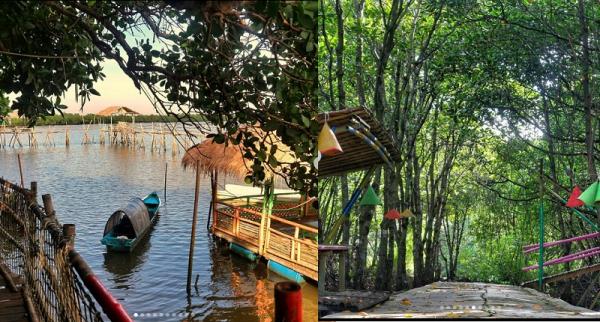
[274,281,302,322]
[69,250,132,322]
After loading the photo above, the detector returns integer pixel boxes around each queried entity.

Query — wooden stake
[207,171,218,230]
[164,163,168,200]
[17,154,24,187]
[186,160,201,294]
[62,224,76,248]
[42,194,55,218]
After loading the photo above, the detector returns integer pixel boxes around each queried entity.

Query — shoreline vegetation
[0,113,206,127]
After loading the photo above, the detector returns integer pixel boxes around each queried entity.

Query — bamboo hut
[318,108,402,311]
[182,127,318,282]
[317,108,401,177]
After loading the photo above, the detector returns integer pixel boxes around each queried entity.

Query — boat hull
[101,192,161,252]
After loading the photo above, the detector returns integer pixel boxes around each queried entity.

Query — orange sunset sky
[62,60,155,115]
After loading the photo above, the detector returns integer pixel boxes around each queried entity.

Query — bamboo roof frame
[317,108,401,177]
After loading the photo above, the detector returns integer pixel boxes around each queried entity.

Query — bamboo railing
[213,199,318,281]
[0,177,131,322]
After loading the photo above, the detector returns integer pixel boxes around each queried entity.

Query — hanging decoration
[566,186,585,208]
[578,181,600,207]
[318,122,343,156]
[400,208,414,218]
[313,151,321,170]
[359,186,381,206]
[384,208,401,220]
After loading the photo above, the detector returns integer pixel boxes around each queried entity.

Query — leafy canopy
[0,1,317,195]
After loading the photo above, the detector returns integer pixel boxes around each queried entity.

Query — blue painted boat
[101,192,161,252]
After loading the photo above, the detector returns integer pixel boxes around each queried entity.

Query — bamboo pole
[186,160,201,295]
[17,153,24,187]
[208,171,218,230]
[164,163,168,200]
[538,158,545,291]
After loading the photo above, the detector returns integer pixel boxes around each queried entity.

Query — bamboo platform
[321,282,600,319]
[213,199,318,281]
[0,266,30,322]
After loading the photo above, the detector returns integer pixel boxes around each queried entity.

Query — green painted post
[538,202,544,290]
[538,159,545,291]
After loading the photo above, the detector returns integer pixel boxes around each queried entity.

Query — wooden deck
[321,282,600,319]
[213,200,318,281]
[0,268,29,322]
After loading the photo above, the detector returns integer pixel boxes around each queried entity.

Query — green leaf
[267,1,279,17]
[306,41,314,52]
[211,21,223,37]
[268,156,278,168]
[301,115,310,127]
[213,133,225,144]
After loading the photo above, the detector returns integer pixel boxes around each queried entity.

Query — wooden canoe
[101,192,161,252]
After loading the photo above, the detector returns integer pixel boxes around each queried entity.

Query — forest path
[322,282,600,319]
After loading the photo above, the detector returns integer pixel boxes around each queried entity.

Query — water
[0,124,317,321]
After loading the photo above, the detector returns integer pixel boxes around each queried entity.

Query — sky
[62,60,156,115]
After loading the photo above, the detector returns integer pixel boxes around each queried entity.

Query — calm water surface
[0,124,317,321]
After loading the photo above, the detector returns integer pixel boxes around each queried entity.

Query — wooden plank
[323,282,600,319]
[320,290,391,312]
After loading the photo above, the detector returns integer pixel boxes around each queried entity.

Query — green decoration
[360,186,381,206]
[577,181,600,206]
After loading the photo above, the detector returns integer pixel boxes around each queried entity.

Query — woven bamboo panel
[299,241,318,270]
[216,213,233,233]
[238,221,260,243]
[267,233,293,258]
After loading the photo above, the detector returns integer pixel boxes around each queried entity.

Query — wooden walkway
[321,282,600,319]
[0,268,29,322]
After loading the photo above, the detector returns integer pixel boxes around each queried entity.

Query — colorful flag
[578,181,600,207]
[359,186,381,206]
[566,186,584,208]
[384,208,401,220]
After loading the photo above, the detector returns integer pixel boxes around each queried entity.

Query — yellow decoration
[318,122,343,156]
[400,208,414,218]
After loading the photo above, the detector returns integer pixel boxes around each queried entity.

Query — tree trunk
[354,203,374,289]
[373,0,404,120]
[353,0,366,107]
[578,0,597,182]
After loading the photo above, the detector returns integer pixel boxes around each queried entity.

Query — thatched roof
[181,127,298,180]
[317,108,401,177]
[97,106,139,116]
[182,140,248,177]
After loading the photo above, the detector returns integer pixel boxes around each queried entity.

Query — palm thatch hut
[181,127,318,283]
[182,139,250,179]
[181,126,299,184]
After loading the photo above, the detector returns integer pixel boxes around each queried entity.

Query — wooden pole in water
[207,170,217,231]
[42,194,55,218]
[17,153,24,187]
[186,160,201,294]
[164,162,168,200]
